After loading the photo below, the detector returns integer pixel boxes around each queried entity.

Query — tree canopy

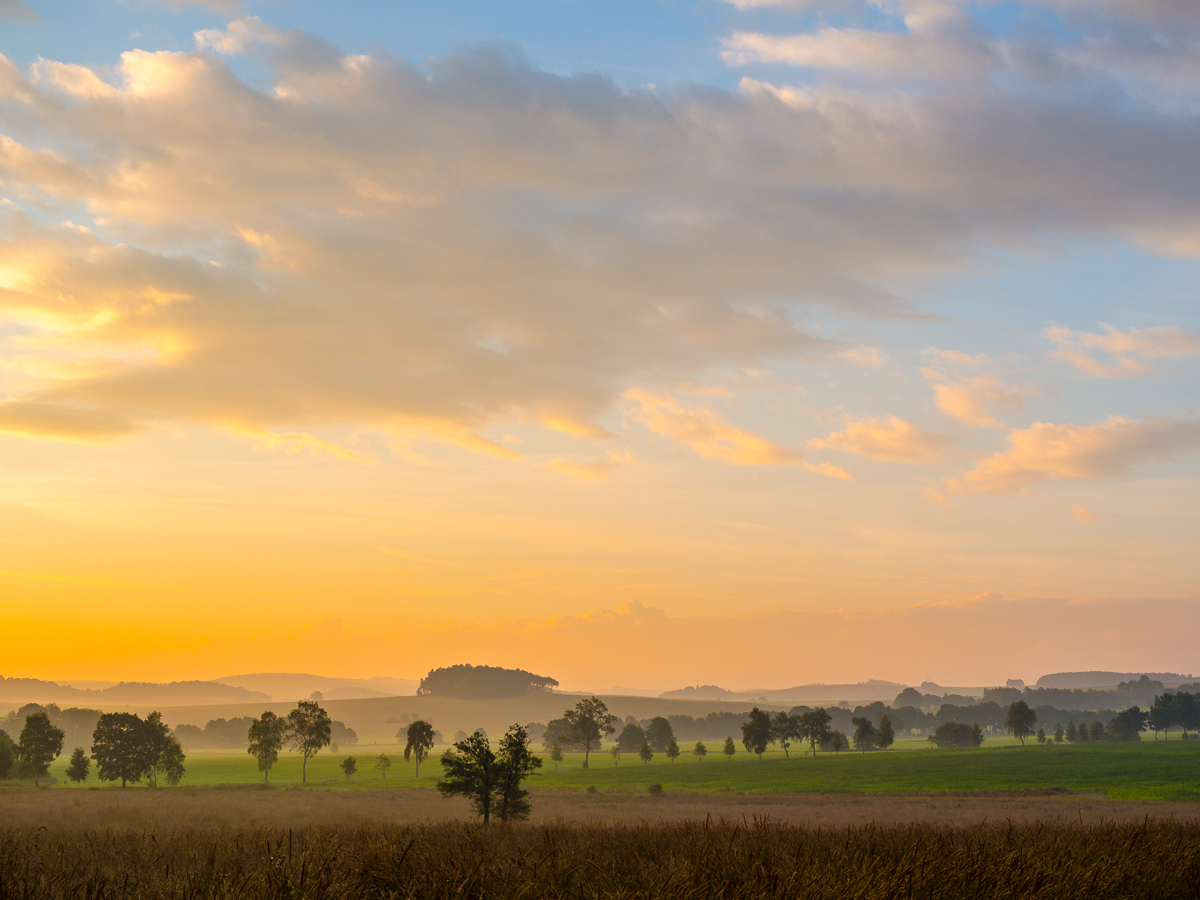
[741,707,771,759]
[403,719,436,777]
[247,710,287,785]
[438,726,542,824]
[562,697,616,769]
[417,664,559,699]
[287,700,332,783]
[1005,701,1037,745]
[18,711,64,786]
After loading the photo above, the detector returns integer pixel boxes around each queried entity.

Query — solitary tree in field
[376,753,392,779]
[438,732,500,824]
[92,712,156,787]
[693,740,708,762]
[18,711,64,786]
[404,720,436,777]
[1005,701,1037,746]
[341,756,357,781]
[1036,728,1046,744]
[851,717,877,753]
[247,710,287,785]
[639,742,654,764]
[722,736,736,759]
[562,697,617,769]
[287,700,332,783]
[800,708,832,756]
[550,743,563,772]
[741,707,772,760]
[65,747,90,783]
[878,715,895,750]
[610,745,621,767]
[495,724,542,822]
[665,737,680,762]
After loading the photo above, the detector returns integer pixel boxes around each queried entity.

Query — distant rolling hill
[0,676,270,707]
[213,673,418,702]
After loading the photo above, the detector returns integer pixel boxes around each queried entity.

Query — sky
[0,0,1198,692]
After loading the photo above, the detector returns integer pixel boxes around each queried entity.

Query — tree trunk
[583,742,590,769]
[303,754,308,783]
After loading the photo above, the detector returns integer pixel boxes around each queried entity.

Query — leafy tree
[65,747,90,783]
[92,712,156,787]
[800,708,832,756]
[287,700,332,784]
[1106,706,1148,742]
[438,732,500,824]
[1149,695,1176,740]
[928,722,984,748]
[970,723,985,747]
[341,756,357,781]
[1089,721,1104,742]
[693,740,708,762]
[549,743,563,772]
[495,724,542,822]
[247,711,287,785]
[403,719,436,777]
[771,711,801,758]
[645,717,675,752]
[562,697,617,769]
[1076,721,1089,743]
[1036,728,1046,744]
[722,736,736,759]
[375,753,392,779]
[877,714,895,750]
[1065,721,1077,742]
[0,731,14,778]
[616,722,647,753]
[665,737,680,762]
[639,742,654,764]
[1176,692,1200,738]
[851,717,877,753]
[1053,722,1064,743]
[1004,701,1037,745]
[823,730,849,752]
[18,711,64,786]
[741,707,772,760]
[610,745,621,766]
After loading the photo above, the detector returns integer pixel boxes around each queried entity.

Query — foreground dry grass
[5,816,1200,899]
[4,786,1200,830]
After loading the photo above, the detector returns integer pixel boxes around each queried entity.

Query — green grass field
[27,738,1200,802]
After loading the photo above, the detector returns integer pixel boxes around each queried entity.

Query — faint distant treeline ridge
[416,665,559,699]
[175,717,358,751]
[0,676,270,706]
[978,676,1190,711]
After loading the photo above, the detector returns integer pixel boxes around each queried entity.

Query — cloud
[920,366,1036,429]
[0,0,38,23]
[948,416,1200,495]
[1045,323,1200,378]
[1071,504,1099,523]
[0,400,140,441]
[623,389,800,466]
[548,450,634,480]
[0,24,1198,461]
[811,415,953,462]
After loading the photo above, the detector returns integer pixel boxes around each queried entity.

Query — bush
[647,783,663,795]
[586,785,598,794]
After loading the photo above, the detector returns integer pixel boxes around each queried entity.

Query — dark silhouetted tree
[495,724,542,822]
[665,737,680,762]
[878,714,895,749]
[617,722,646,753]
[144,712,185,787]
[18,711,64,786]
[92,712,156,787]
[1065,721,1077,742]
[287,700,332,783]
[247,710,287,785]
[800,708,832,756]
[1053,722,1064,743]
[741,707,772,759]
[0,731,14,778]
[1036,728,1046,743]
[1106,706,1147,742]
[645,717,675,752]
[639,742,654,764]
[437,732,499,825]
[1005,701,1037,745]
[403,719,436,777]
[851,717,877,753]
[562,697,616,769]
[1089,721,1104,742]
[341,756,357,781]
[771,711,801,758]
[722,735,736,759]
[693,740,708,762]
[417,664,558,698]
[65,747,90,783]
